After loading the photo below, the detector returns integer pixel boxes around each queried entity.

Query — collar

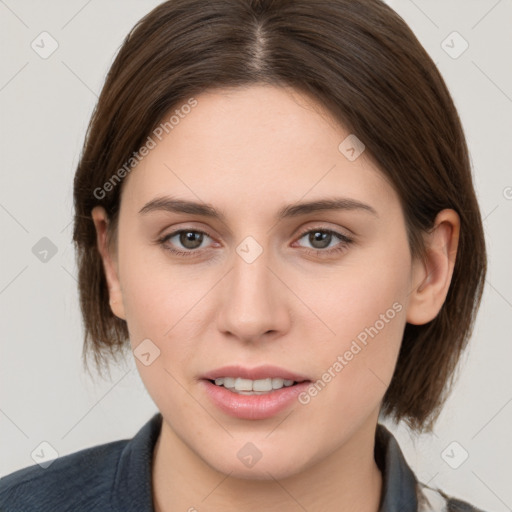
[111,412,162,511]
[375,423,419,511]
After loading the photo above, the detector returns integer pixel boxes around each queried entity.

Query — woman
[0,0,488,510]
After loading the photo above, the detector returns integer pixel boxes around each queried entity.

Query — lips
[201,379,312,420]
[201,364,311,383]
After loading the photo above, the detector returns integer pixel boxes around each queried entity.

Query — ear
[91,206,126,320]
[406,209,460,325]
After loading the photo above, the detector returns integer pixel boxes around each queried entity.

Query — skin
[92,84,459,512]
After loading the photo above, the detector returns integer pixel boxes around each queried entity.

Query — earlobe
[406,209,460,325]
[91,206,126,320]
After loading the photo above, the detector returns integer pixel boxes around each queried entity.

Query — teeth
[213,377,297,392]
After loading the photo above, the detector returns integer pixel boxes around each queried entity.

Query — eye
[294,227,353,257]
[157,229,214,257]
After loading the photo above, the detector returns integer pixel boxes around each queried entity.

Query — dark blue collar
[375,423,419,511]
[111,412,162,511]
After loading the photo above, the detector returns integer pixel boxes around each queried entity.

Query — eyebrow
[138,196,378,221]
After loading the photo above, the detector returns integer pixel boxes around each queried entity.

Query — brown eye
[304,231,333,249]
[158,229,214,257]
[177,231,205,250]
[295,228,353,256]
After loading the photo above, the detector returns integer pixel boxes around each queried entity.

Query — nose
[216,243,291,343]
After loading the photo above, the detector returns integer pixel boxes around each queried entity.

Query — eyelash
[156,226,354,259]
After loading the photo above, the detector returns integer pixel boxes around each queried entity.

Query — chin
[200,445,312,481]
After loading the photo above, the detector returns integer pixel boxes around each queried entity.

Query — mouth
[201,364,312,395]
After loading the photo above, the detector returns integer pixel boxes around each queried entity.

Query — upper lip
[202,365,311,382]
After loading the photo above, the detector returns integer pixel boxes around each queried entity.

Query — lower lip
[200,379,311,420]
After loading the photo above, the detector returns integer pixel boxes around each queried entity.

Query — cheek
[333,259,408,362]
[117,239,226,386]
[119,238,196,332]
[117,245,206,412]
[297,233,411,410]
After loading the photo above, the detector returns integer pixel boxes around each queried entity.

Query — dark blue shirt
[0,413,486,511]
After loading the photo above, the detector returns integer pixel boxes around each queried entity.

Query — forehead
[119,84,397,221]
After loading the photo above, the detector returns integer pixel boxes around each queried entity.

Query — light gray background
[0,1,510,510]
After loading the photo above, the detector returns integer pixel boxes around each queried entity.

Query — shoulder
[0,412,161,512]
[375,423,489,512]
[0,438,128,512]
[417,480,489,512]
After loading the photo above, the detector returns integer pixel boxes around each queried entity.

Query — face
[94,84,425,480]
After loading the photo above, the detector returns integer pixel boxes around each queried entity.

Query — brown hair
[72,0,486,432]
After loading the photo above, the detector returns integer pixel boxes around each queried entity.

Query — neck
[151,413,383,512]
